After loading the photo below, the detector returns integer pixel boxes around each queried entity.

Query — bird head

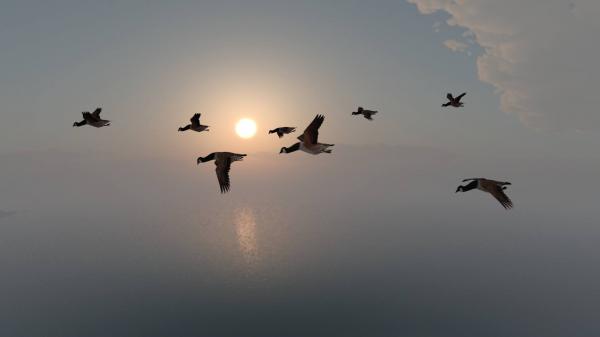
[197,157,207,164]
[455,186,464,193]
[269,130,275,134]
[279,147,288,154]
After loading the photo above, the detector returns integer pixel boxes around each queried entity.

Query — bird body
[179,113,209,133]
[269,127,296,138]
[197,152,246,193]
[73,108,110,128]
[442,92,466,107]
[455,178,513,209]
[352,106,378,120]
[280,114,333,155]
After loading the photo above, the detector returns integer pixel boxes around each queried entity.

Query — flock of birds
[72,90,513,209]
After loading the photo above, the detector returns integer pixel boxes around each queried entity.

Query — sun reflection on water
[234,207,259,268]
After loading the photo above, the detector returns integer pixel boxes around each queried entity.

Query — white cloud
[408,0,600,131]
[443,39,469,52]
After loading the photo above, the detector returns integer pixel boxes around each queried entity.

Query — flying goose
[455,178,513,209]
[280,114,334,155]
[179,113,209,133]
[73,108,110,128]
[442,92,466,107]
[269,127,296,138]
[197,152,246,193]
[352,106,378,120]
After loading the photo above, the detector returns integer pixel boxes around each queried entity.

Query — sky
[1,1,600,336]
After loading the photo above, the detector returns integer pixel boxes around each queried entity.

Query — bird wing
[299,114,324,146]
[455,92,466,102]
[282,127,296,134]
[486,179,510,186]
[446,93,454,101]
[215,158,232,193]
[82,111,97,122]
[488,185,513,209]
[190,113,201,127]
[92,108,102,118]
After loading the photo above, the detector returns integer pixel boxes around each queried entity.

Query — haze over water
[2,1,600,336]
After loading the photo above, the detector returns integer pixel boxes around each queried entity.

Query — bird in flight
[352,107,378,120]
[455,178,513,209]
[442,92,466,107]
[269,127,296,138]
[197,152,246,193]
[73,108,110,128]
[280,114,334,155]
[178,113,209,133]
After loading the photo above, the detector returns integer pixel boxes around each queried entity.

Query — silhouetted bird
[455,178,513,209]
[352,107,378,120]
[269,127,296,138]
[197,152,246,193]
[73,108,110,128]
[280,114,333,155]
[442,92,466,107]
[179,113,209,133]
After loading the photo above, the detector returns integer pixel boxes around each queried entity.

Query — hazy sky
[1,1,600,336]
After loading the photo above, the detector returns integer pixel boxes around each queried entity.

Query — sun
[235,118,257,139]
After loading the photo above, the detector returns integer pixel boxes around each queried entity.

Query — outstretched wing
[299,114,324,146]
[487,179,511,186]
[190,113,201,127]
[489,185,513,209]
[92,108,102,118]
[282,127,296,134]
[215,158,232,193]
[446,93,454,101]
[82,111,97,122]
[455,92,466,102]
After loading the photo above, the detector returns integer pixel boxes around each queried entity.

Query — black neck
[459,180,478,192]
[286,143,300,153]
[199,153,216,162]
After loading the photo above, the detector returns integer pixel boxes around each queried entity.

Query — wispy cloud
[443,39,469,52]
[409,0,600,131]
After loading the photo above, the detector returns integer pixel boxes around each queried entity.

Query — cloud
[408,0,600,131]
[443,39,469,52]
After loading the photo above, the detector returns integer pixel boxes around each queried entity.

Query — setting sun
[235,118,257,139]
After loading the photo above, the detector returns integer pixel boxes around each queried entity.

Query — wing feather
[489,186,513,209]
[191,113,201,127]
[216,158,232,193]
[92,108,102,118]
[301,114,324,146]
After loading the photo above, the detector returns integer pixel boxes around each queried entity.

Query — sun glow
[235,118,257,139]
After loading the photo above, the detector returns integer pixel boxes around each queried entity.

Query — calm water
[1,148,599,336]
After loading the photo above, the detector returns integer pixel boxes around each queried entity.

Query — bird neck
[286,143,300,153]
[199,153,216,162]
[460,180,478,192]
